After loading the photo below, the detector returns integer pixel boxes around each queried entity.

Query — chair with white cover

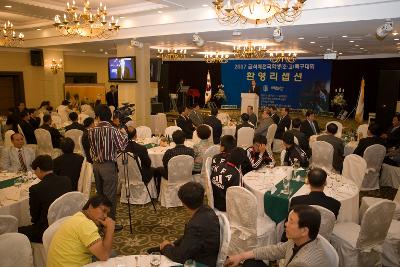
[136,126,152,139]
[198,145,220,186]
[164,126,182,138]
[310,205,336,240]
[361,144,386,191]
[217,113,230,125]
[159,155,194,208]
[318,234,339,267]
[357,124,369,140]
[78,113,89,124]
[272,139,284,153]
[0,215,18,234]
[51,115,62,129]
[237,127,254,149]
[311,141,334,171]
[0,233,33,267]
[326,121,343,138]
[17,124,27,144]
[294,136,299,145]
[77,159,93,199]
[204,157,215,209]
[34,129,61,159]
[331,199,395,267]
[4,130,15,147]
[280,150,286,166]
[47,192,87,226]
[266,124,277,156]
[64,129,83,154]
[342,154,367,189]
[380,163,400,189]
[216,212,231,267]
[117,153,157,205]
[42,216,71,256]
[153,113,167,136]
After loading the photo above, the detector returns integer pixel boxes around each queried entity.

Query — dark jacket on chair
[353,136,385,157]
[40,124,62,148]
[204,115,223,145]
[235,121,254,137]
[290,191,341,218]
[125,140,153,184]
[53,153,84,191]
[275,115,291,139]
[19,120,37,144]
[65,122,86,132]
[286,129,310,156]
[300,119,320,139]
[176,115,195,139]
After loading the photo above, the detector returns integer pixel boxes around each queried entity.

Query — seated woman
[193,125,212,174]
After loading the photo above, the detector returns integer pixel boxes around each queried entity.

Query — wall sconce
[50,58,63,74]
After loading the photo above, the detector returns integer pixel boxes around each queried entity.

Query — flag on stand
[355,78,365,123]
[205,70,212,104]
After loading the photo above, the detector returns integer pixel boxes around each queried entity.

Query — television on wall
[108,57,137,82]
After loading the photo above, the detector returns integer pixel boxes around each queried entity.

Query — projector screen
[108,57,137,82]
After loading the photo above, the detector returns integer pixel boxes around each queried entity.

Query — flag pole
[345,77,364,121]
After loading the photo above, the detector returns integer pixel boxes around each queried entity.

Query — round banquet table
[222,126,236,137]
[242,166,359,223]
[344,140,358,156]
[147,140,194,168]
[83,255,181,267]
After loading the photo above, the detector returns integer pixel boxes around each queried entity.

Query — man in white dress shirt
[1,133,35,172]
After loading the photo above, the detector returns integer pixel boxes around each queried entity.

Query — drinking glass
[14,177,22,188]
[150,252,161,267]
[184,259,196,267]
[282,177,290,195]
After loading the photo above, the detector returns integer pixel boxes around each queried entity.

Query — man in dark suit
[105,85,118,107]
[353,123,385,157]
[270,106,280,125]
[300,110,320,139]
[247,105,258,127]
[40,114,62,148]
[18,155,72,242]
[81,117,94,163]
[18,111,37,144]
[248,79,260,96]
[204,108,223,145]
[160,182,220,267]
[317,123,344,172]
[287,118,310,156]
[275,107,291,139]
[53,138,84,191]
[382,114,400,148]
[65,112,86,132]
[176,106,195,139]
[116,60,132,80]
[235,113,254,137]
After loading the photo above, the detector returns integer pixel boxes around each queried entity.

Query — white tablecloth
[243,166,359,223]
[148,140,194,168]
[83,255,179,267]
[222,126,236,137]
[344,141,358,156]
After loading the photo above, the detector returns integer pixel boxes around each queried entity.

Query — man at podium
[248,80,260,96]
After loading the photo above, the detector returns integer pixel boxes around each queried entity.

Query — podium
[241,93,259,118]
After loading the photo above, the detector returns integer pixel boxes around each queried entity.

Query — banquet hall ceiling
[1,0,400,58]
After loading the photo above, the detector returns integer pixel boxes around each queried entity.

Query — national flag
[205,70,212,104]
[355,78,365,123]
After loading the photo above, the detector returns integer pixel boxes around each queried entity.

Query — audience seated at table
[204,107,223,145]
[353,123,385,157]
[211,135,236,168]
[255,109,275,137]
[6,107,20,132]
[225,205,330,267]
[235,113,255,137]
[317,123,344,172]
[57,99,71,115]
[189,103,204,127]
[18,111,37,144]
[159,182,220,267]
[65,112,86,132]
[193,125,213,174]
[81,117,95,163]
[211,148,246,212]
[46,194,115,266]
[270,106,280,125]
[381,113,400,148]
[286,118,310,156]
[300,110,320,139]
[0,133,35,172]
[247,105,257,127]
[176,106,195,139]
[53,137,84,191]
[275,108,291,139]
[242,135,273,174]
[28,108,40,129]
[40,114,62,148]
[282,132,309,168]
[18,155,72,243]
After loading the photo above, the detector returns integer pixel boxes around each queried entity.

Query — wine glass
[14,177,22,188]
[150,252,161,267]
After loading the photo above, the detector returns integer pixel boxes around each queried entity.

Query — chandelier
[50,59,63,74]
[212,0,307,25]
[0,21,24,47]
[269,51,297,63]
[233,42,268,58]
[204,52,230,63]
[157,49,187,61]
[54,1,120,38]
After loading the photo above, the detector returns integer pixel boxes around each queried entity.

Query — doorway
[0,72,25,115]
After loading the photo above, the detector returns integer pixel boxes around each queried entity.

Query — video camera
[114,102,135,124]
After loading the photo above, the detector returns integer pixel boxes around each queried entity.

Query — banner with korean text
[221,59,332,111]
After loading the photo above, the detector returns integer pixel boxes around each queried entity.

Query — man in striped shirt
[242,135,273,174]
[88,104,128,230]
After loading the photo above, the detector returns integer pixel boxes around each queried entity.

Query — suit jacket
[176,115,195,139]
[40,124,62,148]
[255,117,275,136]
[117,66,132,79]
[29,173,72,231]
[19,120,37,144]
[386,126,400,148]
[65,122,85,132]
[286,129,310,156]
[53,153,84,191]
[300,119,320,139]
[105,91,118,107]
[162,145,194,171]
[204,115,223,144]
[353,136,385,157]
[275,115,291,139]
[81,130,93,163]
[248,113,258,127]
[248,85,260,96]
[0,146,35,172]
[125,140,153,184]
[189,110,203,127]
[317,134,344,172]
[271,113,280,125]
[162,205,220,267]
[290,191,341,218]
[235,121,254,137]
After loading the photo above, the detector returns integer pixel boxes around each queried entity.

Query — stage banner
[221,59,332,111]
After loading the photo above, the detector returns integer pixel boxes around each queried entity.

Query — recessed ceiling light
[339,52,343,55]
[342,35,348,38]
[349,40,354,43]
[4,5,12,8]
[319,45,323,48]
[310,41,315,44]
[360,48,364,50]
[157,10,163,13]
[394,38,400,41]
[393,32,399,36]
[355,44,359,47]
[119,16,125,19]
[190,54,194,56]
[298,37,304,40]
[397,42,400,45]
[36,28,41,31]
[82,50,86,53]
[202,4,209,7]
[99,49,104,52]
[104,52,108,55]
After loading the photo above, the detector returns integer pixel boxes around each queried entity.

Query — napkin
[5,187,21,201]
[336,184,354,195]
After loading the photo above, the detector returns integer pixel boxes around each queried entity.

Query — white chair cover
[342,154,367,189]
[153,113,167,136]
[280,150,286,166]
[318,234,339,267]
[266,124,277,156]
[17,124,27,144]
[31,242,45,267]
[237,127,254,149]
[4,130,15,147]
[136,126,152,139]
[51,115,63,129]
[47,192,87,225]
[204,157,215,209]
[77,159,93,199]
[34,128,61,159]
[64,129,83,154]
[159,155,194,208]
[164,126,182,138]
[326,121,343,138]
[357,124,369,140]
[331,200,395,267]
[117,153,157,205]
[382,219,400,267]
[362,144,386,191]
[272,139,283,153]
[0,233,33,267]
[0,215,18,234]
[78,113,90,124]
[81,104,95,117]
[216,113,230,125]
[294,136,299,145]
[311,141,334,171]
[42,216,71,256]
[380,163,400,189]
[311,205,336,240]
[199,145,220,186]
[216,212,231,267]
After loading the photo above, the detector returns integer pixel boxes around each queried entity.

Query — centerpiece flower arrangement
[214,84,226,101]
[331,88,346,107]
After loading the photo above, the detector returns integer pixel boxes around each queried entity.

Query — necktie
[310,121,317,135]
[18,149,27,172]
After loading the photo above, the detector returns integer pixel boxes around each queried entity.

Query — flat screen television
[108,57,137,82]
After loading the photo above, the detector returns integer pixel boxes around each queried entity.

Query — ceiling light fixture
[4,5,12,8]
[342,35,348,38]
[158,11,163,13]
[202,4,209,7]
[53,1,120,38]
[233,41,267,58]
[157,48,187,61]
[212,0,307,25]
[50,58,63,74]
[310,41,315,44]
[0,20,24,47]
[376,19,394,40]
[394,38,399,41]
[349,40,354,43]
[269,51,297,63]
[298,37,304,40]
[204,52,229,63]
